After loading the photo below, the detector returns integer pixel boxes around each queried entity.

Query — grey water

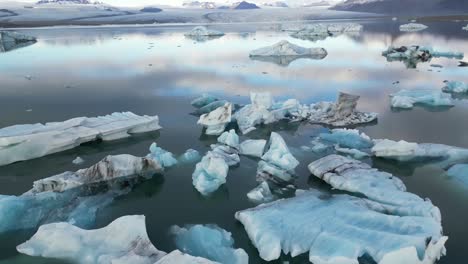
[0,19,467,263]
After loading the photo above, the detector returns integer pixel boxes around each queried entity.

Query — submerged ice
[171,224,248,264]
[390,89,454,109]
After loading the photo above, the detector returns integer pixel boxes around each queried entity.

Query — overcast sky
[14,0,342,7]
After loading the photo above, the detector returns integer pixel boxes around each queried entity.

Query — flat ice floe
[289,23,362,41]
[185,26,225,41]
[171,224,248,264]
[390,89,454,109]
[442,81,468,93]
[382,45,464,68]
[0,112,161,166]
[236,155,447,264]
[399,23,428,32]
[249,40,327,65]
[0,31,37,52]
[17,215,218,264]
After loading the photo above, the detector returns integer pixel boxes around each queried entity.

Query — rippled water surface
[0,20,467,263]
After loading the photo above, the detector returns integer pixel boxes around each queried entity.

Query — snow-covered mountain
[263,1,288,8]
[37,0,94,4]
[332,0,468,14]
[182,1,218,9]
[233,1,260,9]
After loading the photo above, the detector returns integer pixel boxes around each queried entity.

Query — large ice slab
[372,139,468,163]
[249,40,327,65]
[235,189,447,264]
[239,139,266,158]
[257,132,299,183]
[308,155,441,219]
[0,112,161,166]
[447,164,468,187]
[382,45,464,68]
[0,31,37,52]
[390,89,454,109]
[289,23,362,41]
[171,224,248,264]
[399,23,428,32]
[198,103,232,135]
[17,215,166,264]
[442,81,468,93]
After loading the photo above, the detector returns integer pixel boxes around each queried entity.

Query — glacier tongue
[170,224,248,264]
[0,112,161,166]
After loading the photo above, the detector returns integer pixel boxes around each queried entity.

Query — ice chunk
[17,215,166,264]
[399,23,428,32]
[217,129,239,149]
[147,142,178,168]
[247,181,274,203]
[390,89,454,109]
[72,156,84,165]
[234,104,271,135]
[235,189,446,263]
[310,138,330,153]
[257,132,299,183]
[319,128,373,150]
[308,155,440,219]
[249,40,327,65]
[250,92,274,109]
[156,250,219,264]
[372,139,468,163]
[192,154,229,195]
[0,31,36,53]
[198,103,232,135]
[442,81,468,93]
[170,225,248,264]
[382,45,464,68]
[463,24,468,31]
[290,23,362,41]
[195,100,229,115]
[31,154,162,193]
[334,146,369,159]
[239,139,266,158]
[0,112,161,166]
[447,164,468,187]
[185,26,225,37]
[191,94,218,108]
[178,149,201,163]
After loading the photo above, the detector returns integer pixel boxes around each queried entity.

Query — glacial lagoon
[1,19,468,263]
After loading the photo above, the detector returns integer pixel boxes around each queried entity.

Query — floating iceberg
[239,139,266,158]
[247,181,274,203]
[399,23,428,32]
[390,89,454,109]
[185,26,225,39]
[0,112,161,166]
[382,45,464,68]
[0,31,37,53]
[192,155,229,195]
[179,149,201,163]
[195,100,229,115]
[257,132,299,183]
[217,129,239,149]
[249,40,327,65]
[442,81,468,93]
[235,189,447,264]
[197,103,232,135]
[157,250,219,264]
[72,156,85,165]
[290,23,362,41]
[334,145,370,159]
[319,128,373,150]
[191,94,219,108]
[170,224,248,264]
[372,139,468,163]
[147,142,178,168]
[463,25,468,31]
[17,215,167,264]
[447,164,468,187]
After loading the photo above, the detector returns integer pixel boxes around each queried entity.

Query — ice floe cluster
[0,112,161,166]
[382,45,464,68]
[249,40,327,65]
[289,23,363,41]
[390,89,454,109]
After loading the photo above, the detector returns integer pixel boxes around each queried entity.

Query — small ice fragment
[319,128,373,150]
[148,142,178,168]
[179,149,201,163]
[191,94,218,108]
[217,129,239,149]
[247,181,274,203]
[239,139,267,158]
[72,156,84,165]
[197,103,232,136]
[399,23,428,32]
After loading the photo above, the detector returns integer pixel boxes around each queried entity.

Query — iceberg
[194,100,229,115]
[191,94,218,108]
[0,112,161,166]
[257,132,299,183]
[239,139,266,158]
[463,24,468,31]
[447,164,468,187]
[170,225,248,264]
[390,89,454,109]
[308,155,440,219]
[247,181,274,203]
[399,23,428,32]
[157,250,219,264]
[147,142,178,168]
[290,23,362,41]
[192,154,229,195]
[178,149,201,163]
[334,145,370,159]
[319,128,373,150]
[249,40,327,65]
[185,26,225,39]
[17,215,166,264]
[235,190,447,264]
[197,103,232,135]
[372,139,468,163]
[72,156,85,165]
[217,129,239,149]
[382,45,464,68]
[0,31,37,53]
[442,81,468,93]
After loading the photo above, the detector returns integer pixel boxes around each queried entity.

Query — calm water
[0,20,467,264]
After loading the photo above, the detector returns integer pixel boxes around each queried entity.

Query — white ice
[178,149,201,163]
[289,23,362,41]
[72,156,85,165]
[156,250,219,264]
[192,154,229,195]
[185,26,225,37]
[249,40,327,58]
[319,128,373,150]
[191,94,218,108]
[442,81,468,93]
[198,103,232,135]
[239,139,267,158]
[170,224,248,264]
[399,23,428,32]
[390,89,454,109]
[247,181,274,203]
[0,112,161,166]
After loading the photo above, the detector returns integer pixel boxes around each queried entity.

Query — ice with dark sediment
[0,112,161,166]
[0,31,37,52]
[170,224,248,264]
[390,89,454,109]
[197,103,232,135]
[382,45,464,68]
[249,40,327,65]
[235,154,447,264]
[289,23,362,41]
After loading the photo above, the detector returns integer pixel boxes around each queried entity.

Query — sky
[14,0,343,8]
